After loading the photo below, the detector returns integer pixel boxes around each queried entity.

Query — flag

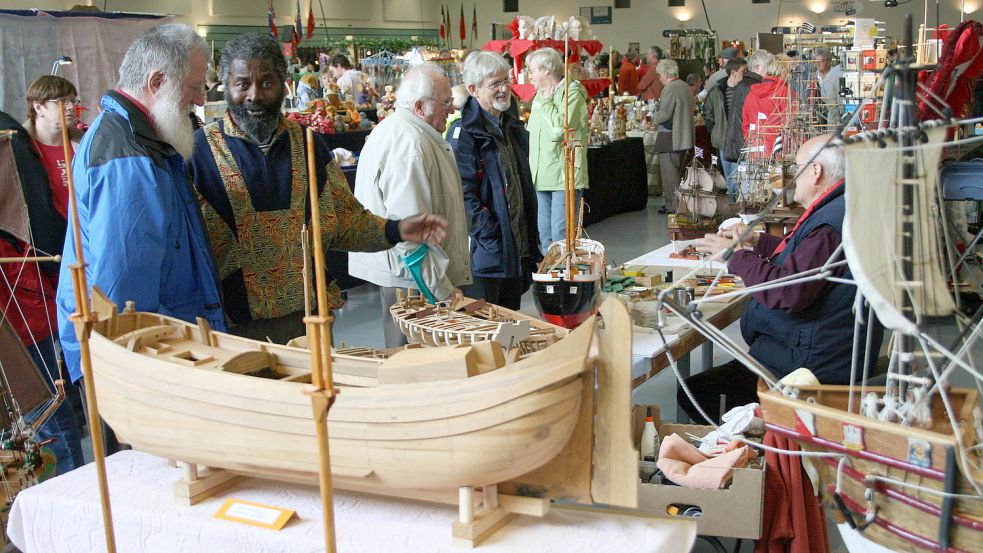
[268,0,278,41]
[694,146,704,159]
[439,5,446,40]
[291,26,300,53]
[446,5,451,45]
[772,134,783,156]
[295,0,303,40]
[459,4,466,46]
[471,4,478,40]
[307,1,315,40]
[799,21,816,34]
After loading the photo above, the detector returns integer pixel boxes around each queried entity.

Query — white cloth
[817,65,844,125]
[349,109,472,299]
[8,450,696,553]
[336,69,364,100]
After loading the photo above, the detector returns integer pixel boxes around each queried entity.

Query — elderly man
[702,46,741,97]
[349,64,471,347]
[447,51,540,311]
[652,58,695,215]
[637,46,664,101]
[679,135,881,422]
[56,24,224,383]
[190,34,447,342]
[814,48,844,126]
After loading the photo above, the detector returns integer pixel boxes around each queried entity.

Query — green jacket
[526,78,589,192]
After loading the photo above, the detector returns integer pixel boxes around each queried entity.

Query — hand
[445,287,464,308]
[717,224,760,248]
[694,233,739,257]
[398,214,448,245]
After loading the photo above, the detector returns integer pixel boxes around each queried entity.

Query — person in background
[443,84,468,136]
[681,135,880,422]
[637,46,664,101]
[721,49,768,178]
[205,70,223,102]
[329,54,364,102]
[447,51,540,311]
[686,73,704,99]
[652,58,695,215]
[617,52,639,96]
[813,48,843,126]
[703,59,750,202]
[526,47,589,252]
[742,53,791,158]
[318,69,334,92]
[701,47,740,100]
[190,34,447,342]
[296,73,320,111]
[350,64,471,347]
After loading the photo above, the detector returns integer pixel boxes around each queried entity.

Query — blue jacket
[740,185,881,383]
[446,97,540,278]
[56,91,225,382]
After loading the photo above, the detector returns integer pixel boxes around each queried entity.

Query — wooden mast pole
[59,101,117,553]
[303,127,338,553]
[563,38,576,263]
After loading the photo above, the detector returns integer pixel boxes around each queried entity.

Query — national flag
[446,5,452,45]
[694,146,704,159]
[459,4,466,45]
[268,0,278,41]
[772,135,783,157]
[307,1,315,39]
[439,5,446,40]
[295,0,303,40]
[799,21,816,34]
[471,4,478,40]
[291,26,300,53]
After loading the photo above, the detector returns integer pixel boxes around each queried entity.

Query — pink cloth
[656,433,755,489]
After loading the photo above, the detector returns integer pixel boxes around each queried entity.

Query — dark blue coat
[741,185,881,383]
[446,97,540,278]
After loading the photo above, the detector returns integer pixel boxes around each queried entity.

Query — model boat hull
[88,310,594,494]
[533,238,605,329]
[760,385,983,553]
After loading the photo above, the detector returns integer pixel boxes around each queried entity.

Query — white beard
[151,79,195,159]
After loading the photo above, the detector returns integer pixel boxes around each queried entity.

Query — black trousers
[676,359,761,424]
[461,276,524,311]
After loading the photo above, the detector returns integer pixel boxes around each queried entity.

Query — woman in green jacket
[526,47,589,252]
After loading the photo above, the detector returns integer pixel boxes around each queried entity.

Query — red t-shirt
[33,140,73,219]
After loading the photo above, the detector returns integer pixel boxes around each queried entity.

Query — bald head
[793,134,845,205]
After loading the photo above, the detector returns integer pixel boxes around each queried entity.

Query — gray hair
[462,51,510,89]
[117,23,207,94]
[525,47,563,80]
[219,34,288,86]
[648,46,663,61]
[747,49,775,75]
[814,47,832,61]
[395,63,446,110]
[656,58,679,79]
[802,135,846,184]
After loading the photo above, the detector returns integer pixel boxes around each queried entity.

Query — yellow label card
[213,498,296,530]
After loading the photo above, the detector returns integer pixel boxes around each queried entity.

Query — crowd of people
[0,23,861,474]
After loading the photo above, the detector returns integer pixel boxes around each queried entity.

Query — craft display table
[8,451,697,553]
[584,137,649,226]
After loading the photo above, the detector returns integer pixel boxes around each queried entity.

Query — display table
[8,451,697,553]
[321,128,372,154]
[584,138,649,226]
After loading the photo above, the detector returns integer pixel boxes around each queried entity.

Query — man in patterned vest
[190,34,447,342]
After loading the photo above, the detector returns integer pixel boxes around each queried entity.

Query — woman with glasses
[24,76,83,220]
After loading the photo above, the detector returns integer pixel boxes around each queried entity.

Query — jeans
[26,336,85,475]
[721,158,739,202]
[536,189,584,253]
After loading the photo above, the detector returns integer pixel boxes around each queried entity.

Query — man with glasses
[446,51,540,311]
[349,64,472,347]
[190,35,448,342]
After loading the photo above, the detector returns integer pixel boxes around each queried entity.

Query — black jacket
[722,71,763,162]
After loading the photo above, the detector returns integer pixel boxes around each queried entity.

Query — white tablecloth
[625,243,727,270]
[9,451,696,553]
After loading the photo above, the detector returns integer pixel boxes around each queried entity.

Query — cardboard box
[631,406,766,539]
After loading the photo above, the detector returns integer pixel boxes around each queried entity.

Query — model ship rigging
[532,39,606,329]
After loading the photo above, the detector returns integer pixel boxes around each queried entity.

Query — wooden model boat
[760,385,983,552]
[89,304,593,492]
[389,291,566,355]
[532,237,605,328]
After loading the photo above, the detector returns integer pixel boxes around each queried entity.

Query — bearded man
[56,23,226,383]
[190,34,448,342]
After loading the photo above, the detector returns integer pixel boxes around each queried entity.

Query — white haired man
[653,58,695,214]
[447,51,540,311]
[349,63,471,347]
[685,135,881,422]
[56,24,225,385]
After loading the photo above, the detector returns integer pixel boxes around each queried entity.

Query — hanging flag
[307,1,315,40]
[459,4,466,47]
[471,4,478,41]
[439,5,446,40]
[799,21,816,34]
[694,146,704,159]
[291,26,300,53]
[295,0,303,40]
[268,0,279,41]
[446,5,452,46]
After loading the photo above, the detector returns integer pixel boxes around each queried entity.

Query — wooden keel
[172,463,246,506]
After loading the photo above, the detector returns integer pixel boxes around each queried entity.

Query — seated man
[190,34,447,342]
[680,134,881,422]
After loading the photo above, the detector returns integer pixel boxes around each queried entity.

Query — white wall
[3,0,975,47]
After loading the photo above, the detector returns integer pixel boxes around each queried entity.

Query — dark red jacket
[0,237,56,344]
[742,77,790,157]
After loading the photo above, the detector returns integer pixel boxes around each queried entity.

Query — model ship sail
[841,126,955,333]
[532,39,605,329]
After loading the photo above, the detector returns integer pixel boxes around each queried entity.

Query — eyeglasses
[47,98,80,108]
[482,76,513,90]
[426,96,454,109]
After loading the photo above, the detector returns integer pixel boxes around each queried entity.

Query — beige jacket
[653,79,695,152]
